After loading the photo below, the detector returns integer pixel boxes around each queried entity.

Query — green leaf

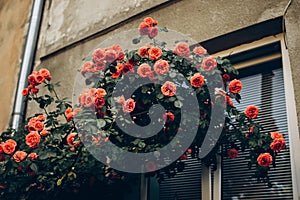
[157,93,164,99]
[132,139,141,145]
[133,54,141,61]
[30,163,38,172]
[158,27,168,32]
[38,152,48,160]
[169,71,176,78]
[97,119,106,128]
[168,97,176,102]
[47,84,54,92]
[138,141,146,148]
[132,38,140,44]
[174,100,183,108]
[54,82,61,87]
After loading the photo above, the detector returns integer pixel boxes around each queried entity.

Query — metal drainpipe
[11,0,44,130]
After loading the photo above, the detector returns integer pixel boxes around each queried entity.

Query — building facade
[1,0,300,199]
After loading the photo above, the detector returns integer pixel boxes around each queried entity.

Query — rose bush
[0,17,286,199]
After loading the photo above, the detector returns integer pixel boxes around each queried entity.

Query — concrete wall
[39,0,169,57]
[0,0,33,133]
[35,0,300,131]
[285,0,300,124]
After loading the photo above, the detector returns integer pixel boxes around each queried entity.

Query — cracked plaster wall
[33,0,300,137]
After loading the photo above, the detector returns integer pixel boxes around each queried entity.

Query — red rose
[193,46,207,56]
[180,154,188,160]
[6,139,17,147]
[78,91,94,108]
[117,95,125,104]
[257,153,273,167]
[96,88,107,98]
[173,42,190,57]
[39,68,52,81]
[26,131,41,148]
[202,56,217,71]
[37,115,45,121]
[31,87,39,94]
[271,132,284,139]
[122,63,134,74]
[28,74,37,86]
[66,113,74,122]
[81,61,95,75]
[143,17,156,25]
[94,97,105,109]
[245,105,259,119]
[226,95,233,107]
[148,47,162,60]
[34,71,45,84]
[137,63,152,78]
[270,138,286,152]
[65,107,73,115]
[139,22,151,35]
[163,112,175,122]
[28,152,38,160]
[149,27,158,38]
[22,88,29,96]
[222,74,231,83]
[111,45,124,61]
[67,133,81,147]
[40,129,50,137]
[154,60,169,75]
[34,121,44,131]
[2,139,17,154]
[111,62,123,78]
[105,49,118,63]
[161,81,176,97]
[228,79,242,94]
[145,161,157,172]
[227,148,238,159]
[92,48,106,64]
[94,61,106,72]
[190,73,205,88]
[122,98,135,113]
[138,46,149,57]
[13,151,27,162]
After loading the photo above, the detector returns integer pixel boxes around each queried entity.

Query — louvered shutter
[222,63,293,199]
[158,157,202,200]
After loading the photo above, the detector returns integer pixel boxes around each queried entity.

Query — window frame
[207,33,300,200]
[145,34,300,200]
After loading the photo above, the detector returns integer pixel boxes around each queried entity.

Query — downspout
[11,0,45,130]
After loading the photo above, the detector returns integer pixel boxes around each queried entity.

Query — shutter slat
[222,68,294,199]
[159,157,202,200]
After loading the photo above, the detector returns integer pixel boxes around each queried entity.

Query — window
[148,26,300,200]
[214,34,300,200]
[221,41,293,199]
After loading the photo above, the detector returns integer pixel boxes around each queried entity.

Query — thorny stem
[51,85,77,130]
[31,93,57,130]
